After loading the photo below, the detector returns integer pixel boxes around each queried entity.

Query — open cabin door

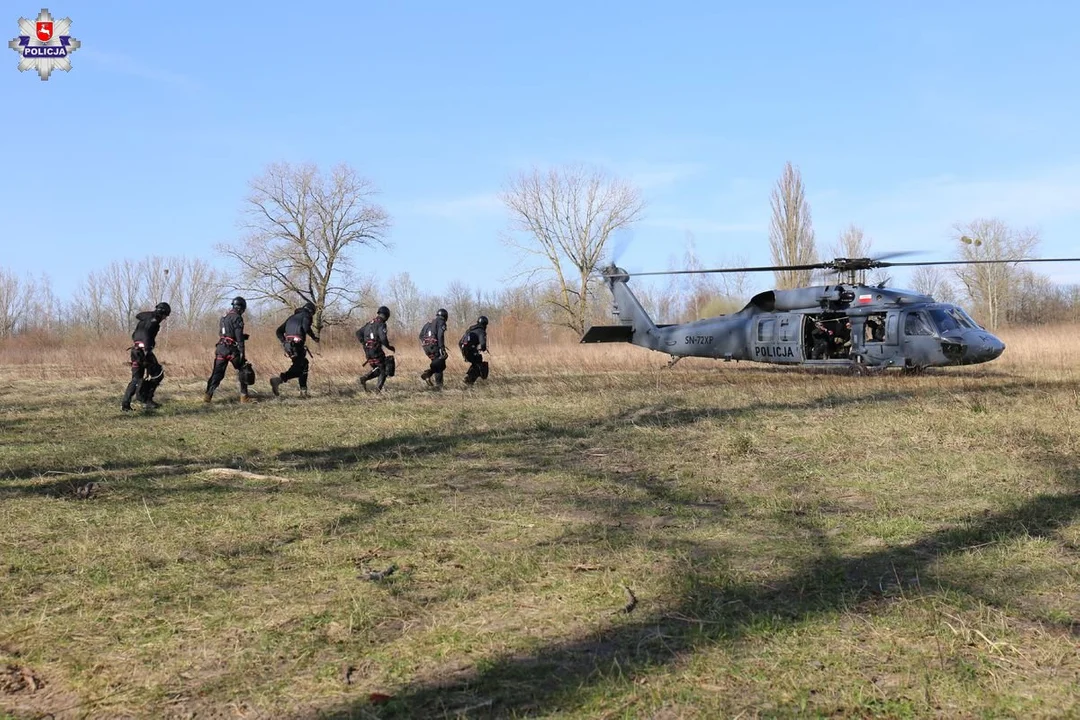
[860,311,894,364]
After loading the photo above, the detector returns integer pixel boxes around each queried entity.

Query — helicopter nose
[968,333,1005,363]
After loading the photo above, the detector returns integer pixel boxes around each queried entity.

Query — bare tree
[716,254,752,305]
[71,268,113,334]
[69,256,227,334]
[219,162,392,335]
[910,266,957,303]
[383,272,425,334]
[830,224,871,259]
[828,224,873,283]
[1007,267,1063,325]
[102,259,144,331]
[170,257,229,331]
[0,268,36,337]
[952,218,1039,330]
[676,233,721,320]
[501,164,645,334]
[768,161,818,289]
[444,280,478,327]
[29,274,58,333]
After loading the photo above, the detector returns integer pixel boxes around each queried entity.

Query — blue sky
[3,0,1079,302]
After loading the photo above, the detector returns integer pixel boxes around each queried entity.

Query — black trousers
[122,346,163,406]
[421,352,446,386]
[206,344,248,397]
[279,345,309,389]
[360,353,388,391]
[462,347,484,384]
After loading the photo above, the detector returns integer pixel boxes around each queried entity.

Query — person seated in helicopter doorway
[866,314,885,342]
[833,319,853,357]
[810,318,833,360]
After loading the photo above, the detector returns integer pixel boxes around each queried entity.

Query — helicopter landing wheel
[902,362,925,375]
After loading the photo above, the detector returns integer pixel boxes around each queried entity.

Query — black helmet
[302,301,316,314]
[231,296,247,313]
[436,308,448,321]
[377,306,390,320]
[477,315,488,327]
[154,302,171,318]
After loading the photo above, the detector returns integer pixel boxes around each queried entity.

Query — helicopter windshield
[953,307,982,329]
[927,306,978,333]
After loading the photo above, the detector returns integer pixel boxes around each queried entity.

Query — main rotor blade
[619,262,828,277]
[609,229,634,265]
[608,255,1080,279]
[879,257,1080,268]
[870,250,922,262]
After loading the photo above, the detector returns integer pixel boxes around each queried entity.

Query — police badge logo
[8,8,80,81]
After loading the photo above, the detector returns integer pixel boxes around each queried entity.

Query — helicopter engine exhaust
[748,286,850,312]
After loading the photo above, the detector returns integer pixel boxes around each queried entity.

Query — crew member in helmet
[459,315,489,386]
[270,300,320,398]
[357,305,395,393]
[204,296,252,404]
[121,301,171,411]
[419,308,448,389]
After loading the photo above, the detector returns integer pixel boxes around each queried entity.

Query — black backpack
[420,321,440,353]
[359,321,381,358]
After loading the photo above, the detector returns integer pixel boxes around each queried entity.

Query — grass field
[2,328,1079,719]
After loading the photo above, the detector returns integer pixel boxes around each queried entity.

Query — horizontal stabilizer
[580,325,634,344]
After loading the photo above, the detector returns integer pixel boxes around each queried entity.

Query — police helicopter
[581,253,1080,373]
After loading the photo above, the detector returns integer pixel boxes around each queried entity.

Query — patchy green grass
[1,356,1079,719]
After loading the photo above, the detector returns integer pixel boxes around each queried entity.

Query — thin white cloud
[622,161,706,191]
[403,192,504,221]
[640,218,763,234]
[859,166,1080,225]
[79,48,199,91]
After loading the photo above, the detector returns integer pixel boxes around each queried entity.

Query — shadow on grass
[278,389,918,470]
[313,484,1080,719]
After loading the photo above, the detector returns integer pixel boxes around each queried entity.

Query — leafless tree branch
[499,164,644,334]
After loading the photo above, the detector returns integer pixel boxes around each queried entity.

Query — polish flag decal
[857,294,873,304]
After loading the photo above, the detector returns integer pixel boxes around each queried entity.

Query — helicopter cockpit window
[939,306,979,329]
[955,307,982,329]
[904,312,934,336]
[927,308,961,333]
[757,318,775,342]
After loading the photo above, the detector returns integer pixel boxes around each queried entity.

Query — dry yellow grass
[1,323,1076,384]
[0,323,1078,719]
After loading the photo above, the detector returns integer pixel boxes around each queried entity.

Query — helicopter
[581,253,1080,373]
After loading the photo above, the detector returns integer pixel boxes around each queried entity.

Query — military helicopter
[581,253,1080,372]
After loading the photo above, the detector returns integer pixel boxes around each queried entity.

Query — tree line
[765,162,1079,329]
[2,160,1078,342]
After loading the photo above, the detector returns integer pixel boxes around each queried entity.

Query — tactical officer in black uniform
[358,306,395,393]
[459,315,489,385]
[270,301,320,397]
[121,301,171,411]
[204,296,253,404]
[810,319,833,360]
[419,308,448,389]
